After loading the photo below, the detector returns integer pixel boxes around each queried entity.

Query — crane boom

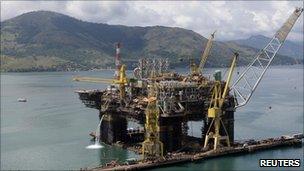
[231,7,303,109]
[73,65,128,99]
[222,53,238,101]
[199,31,216,73]
[73,76,114,83]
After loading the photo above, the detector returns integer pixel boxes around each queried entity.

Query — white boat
[17,98,27,102]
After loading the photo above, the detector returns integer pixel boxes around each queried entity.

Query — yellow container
[208,108,221,118]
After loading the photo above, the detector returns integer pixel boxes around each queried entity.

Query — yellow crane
[73,65,128,100]
[203,7,303,150]
[203,52,238,150]
[142,82,164,160]
[190,31,216,76]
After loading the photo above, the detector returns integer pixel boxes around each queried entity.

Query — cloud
[1,1,303,41]
[64,1,130,23]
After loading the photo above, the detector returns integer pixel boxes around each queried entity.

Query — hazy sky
[1,1,303,41]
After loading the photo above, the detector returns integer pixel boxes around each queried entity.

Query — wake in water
[86,141,103,149]
[86,115,105,149]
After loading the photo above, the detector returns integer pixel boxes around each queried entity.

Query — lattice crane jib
[231,7,303,109]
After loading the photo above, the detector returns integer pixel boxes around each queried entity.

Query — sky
[1,1,303,41]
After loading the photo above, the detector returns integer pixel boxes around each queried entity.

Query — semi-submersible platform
[74,8,303,170]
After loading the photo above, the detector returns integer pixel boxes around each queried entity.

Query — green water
[1,66,303,170]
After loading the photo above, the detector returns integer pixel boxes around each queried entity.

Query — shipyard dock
[87,134,303,171]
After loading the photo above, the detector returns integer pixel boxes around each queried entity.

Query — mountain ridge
[1,11,301,72]
[228,34,303,59]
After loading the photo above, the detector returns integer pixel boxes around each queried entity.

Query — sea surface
[1,65,303,170]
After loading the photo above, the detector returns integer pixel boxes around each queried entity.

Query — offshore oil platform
[74,8,303,170]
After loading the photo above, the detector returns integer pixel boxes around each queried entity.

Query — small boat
[17,98,27,102]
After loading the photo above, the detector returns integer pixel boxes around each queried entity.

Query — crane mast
[231,7,303,109]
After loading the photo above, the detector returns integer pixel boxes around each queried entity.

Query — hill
[0,11,300,72]
[229,35,303,59]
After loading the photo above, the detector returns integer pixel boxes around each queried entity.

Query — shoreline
[1,64,303,73]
